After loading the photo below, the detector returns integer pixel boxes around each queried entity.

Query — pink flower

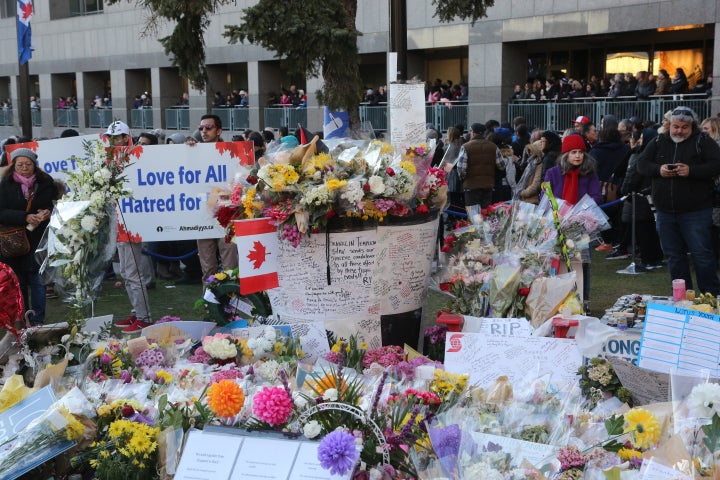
[385,167,395,177]
[252,386,294,425]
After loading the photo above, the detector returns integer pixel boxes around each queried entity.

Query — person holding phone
[638,106,720,295]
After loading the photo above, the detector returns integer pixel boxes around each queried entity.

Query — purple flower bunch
[156,315,180,324]
[188,346,212,364]
[317,430,359,476]
[210,368,244,384]
[395,356,441,380]
[424,324,448,345]
[557,445,588,471]
[135,346,165,368]
[361,345,404,368]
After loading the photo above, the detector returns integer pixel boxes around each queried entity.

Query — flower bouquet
[195,268,272,326]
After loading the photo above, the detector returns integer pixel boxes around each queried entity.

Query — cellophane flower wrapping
[0,390,89,478]
[558,194,610,259]
[40,139,132,311]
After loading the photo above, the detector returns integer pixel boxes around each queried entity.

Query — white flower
[61,334,70,343]
[687,383,720,417]
[263,325,277,341]
[255,359,280,382]
[368,175,385,195]
[292,391,308,410]
[340,180,364,204]
[303,420,322,439]
[80,214,97,232]
[202,336,237,360]
[323,388,338,401]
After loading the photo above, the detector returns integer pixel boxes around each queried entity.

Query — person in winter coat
[637,106,720,294]
[0,148,58,325]
[540,130,562,178]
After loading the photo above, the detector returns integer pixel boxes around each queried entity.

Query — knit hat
[561,134,587,154]
[10,147,38,164]
[167,133,187,144]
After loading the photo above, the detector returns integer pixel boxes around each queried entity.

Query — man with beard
[638,106,720,294]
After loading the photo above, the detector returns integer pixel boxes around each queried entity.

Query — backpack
[0,262,23,341]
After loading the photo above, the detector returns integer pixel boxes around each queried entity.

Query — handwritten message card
[388,82,426,148]
[462,316,531,337]
[638,303,720,376]
[443,333,582,388]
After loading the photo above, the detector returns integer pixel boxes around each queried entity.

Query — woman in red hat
[544,133,602,310]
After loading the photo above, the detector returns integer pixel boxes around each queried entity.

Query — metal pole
[389,0,407,82]
[17,45,32,139]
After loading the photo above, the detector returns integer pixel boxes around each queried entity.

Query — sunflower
[207,379,246,418]
[624,408,661,449]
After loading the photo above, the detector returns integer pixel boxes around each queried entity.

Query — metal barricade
[0,108,12,126]
[507,101,549,131]
[286,108,307,130]
[131,108,154,129]
[88,109,113,128]
[31,109,41,127]
[211,108,232,131]
[263,107,286,129]
[56,109,79,128]
[433,102,468,132]
[232,108,250,130]
[359,104,388,131]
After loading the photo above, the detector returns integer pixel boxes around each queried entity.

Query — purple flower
[317,430,359,476]
[429,424,460,459]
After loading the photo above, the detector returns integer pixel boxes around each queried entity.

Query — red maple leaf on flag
[247,241,267,269]
[21,2,32,20]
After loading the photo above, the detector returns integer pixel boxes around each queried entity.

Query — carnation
[323,388,339,402]
[687,383,720,418]
[255,359,281,382]
[303,420,322,439]
[252,386,294,426]
[80,215,98,232]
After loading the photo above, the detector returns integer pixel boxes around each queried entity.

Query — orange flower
[207,379,245,418]
[312,375,347,396]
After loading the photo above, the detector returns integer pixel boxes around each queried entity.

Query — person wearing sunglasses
[638,106,720,295]
[193,114,238,283]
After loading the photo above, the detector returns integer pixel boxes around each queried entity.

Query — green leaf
[702,413,720,453]
[605,414,625,436]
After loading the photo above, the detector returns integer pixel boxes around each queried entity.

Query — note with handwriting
[443,333,582,388]
[388,83,426,149]
[289,321,331,362]
[471,432,557,469]
[174,430,243,480]
[279,314,382,351]
[608,358,669,405]
[462,316,531,337]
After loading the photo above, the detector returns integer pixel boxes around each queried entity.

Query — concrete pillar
[247,61,261,130]
[501,43,529,124]
[468,42,503,125]
[9,75,19,134]
[712,23,720,116]
[306,74,324,133]
[110,69,128,125]
[38,73,53,137]
[188,84,206,136]
[75,73,87,130]
[151,67,162,130]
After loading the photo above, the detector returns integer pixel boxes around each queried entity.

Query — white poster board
[443,332,582,388]
[7,134,102,182]
[388,82,426,149]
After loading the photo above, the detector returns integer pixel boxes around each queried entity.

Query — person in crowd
[279,90,293,108]
[514,140,544,204]
[261,128,275,147]
[635,71,655,100]
[238,90,249,108]
[442,126,466,219]
[619,129,664,271]
[137,132,158,146]
[609,73,626,98]
[512,123,530,158]
[540,130,562,178]
[104,121,154,332]
[638,106,720,295]
[701,116,720,259]
[580,122,599,149]
[456,122,497,212]
[166,133,186,144]
[247,131,266,162]
[194,114,239,282]
[597,78,610,97]
[589,127,630,254]
[654,69,670,96]
[573,116,591,132]
[133,95,143,109]
[278,126,299,148]
[489,129,515,202]
[568,80,585,99]
[689,74,713,96]
[178,92,189,106]
[0,148,58,325]
[57,97,67,109]
[544,134,602,307]
[60,129,79,138]
[213,91,224,108]
[669,68,689,94]
[510,84,526,101]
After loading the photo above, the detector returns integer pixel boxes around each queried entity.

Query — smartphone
[667,164,678,170]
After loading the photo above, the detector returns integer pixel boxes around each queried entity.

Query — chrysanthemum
[252,386,294,425]
[317,430,359,475]
[207,379,245,418]
[624,408,661,449]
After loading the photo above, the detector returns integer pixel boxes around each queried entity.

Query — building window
[72,0,103,16]
[0,0,17,19]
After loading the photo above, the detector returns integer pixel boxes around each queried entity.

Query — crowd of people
[510,69,712,102]
[430,104,720,310]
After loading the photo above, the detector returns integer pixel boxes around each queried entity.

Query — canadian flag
[234,218,279,295]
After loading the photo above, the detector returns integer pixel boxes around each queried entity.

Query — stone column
[110,69,128,125]
[151,67,162,130]
[306,74,324,133]
[247,61,261,131]
[38,74,53,137]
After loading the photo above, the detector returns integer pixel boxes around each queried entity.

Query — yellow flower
[331,343,341,353]
[399,160,416,175]
[326,178,347,191]
[618,447,642,462]
[377,141,395,155]
[624,408,661,449]
[156,370,173,384]
[242,187,258,218]
[97,405,112,417]
[215,272,228,281]
[361,342,368,350]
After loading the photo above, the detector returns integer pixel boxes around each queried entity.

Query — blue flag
[17,0,33,65]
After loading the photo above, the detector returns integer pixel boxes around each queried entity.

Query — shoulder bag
[0,193,34,258]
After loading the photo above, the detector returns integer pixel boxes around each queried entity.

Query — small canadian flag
[234,218,280,295]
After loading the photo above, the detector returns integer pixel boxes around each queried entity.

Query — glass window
[0,0,17,19]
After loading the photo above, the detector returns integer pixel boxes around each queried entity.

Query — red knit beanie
[561,134,587,154]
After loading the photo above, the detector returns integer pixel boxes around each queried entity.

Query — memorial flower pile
[42,139,134,321]
[209,138,444,246]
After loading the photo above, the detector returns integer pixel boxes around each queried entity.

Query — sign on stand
[387,82,425,149]
[174,430,352,480]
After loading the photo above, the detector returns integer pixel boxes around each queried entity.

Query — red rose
[386,167,395,177]
[517,287,530,296]
[325,209,336,219]
[416,204,429,214]
[363,182,371,192]
[247,174,259,185]
[439,282,451,292]
[441,245,452,253]
[444,235,456,244]
[121,404,135,417]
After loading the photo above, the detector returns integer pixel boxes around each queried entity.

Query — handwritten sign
[372,219,438,314]
[608,358,669,405]
[638,303,720,376]
[289,322,331,363]
[443,333,582,388]
[268,229,378,318]
[471,432,557,469]
[174,430,244,480]
[462,316,531,337]
[388,82,426,149]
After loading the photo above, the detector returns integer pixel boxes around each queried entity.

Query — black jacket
[0,172,58,272]
[589,141,631,183]
[637,130,720,214]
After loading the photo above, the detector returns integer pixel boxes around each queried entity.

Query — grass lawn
[43,250,675,326]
